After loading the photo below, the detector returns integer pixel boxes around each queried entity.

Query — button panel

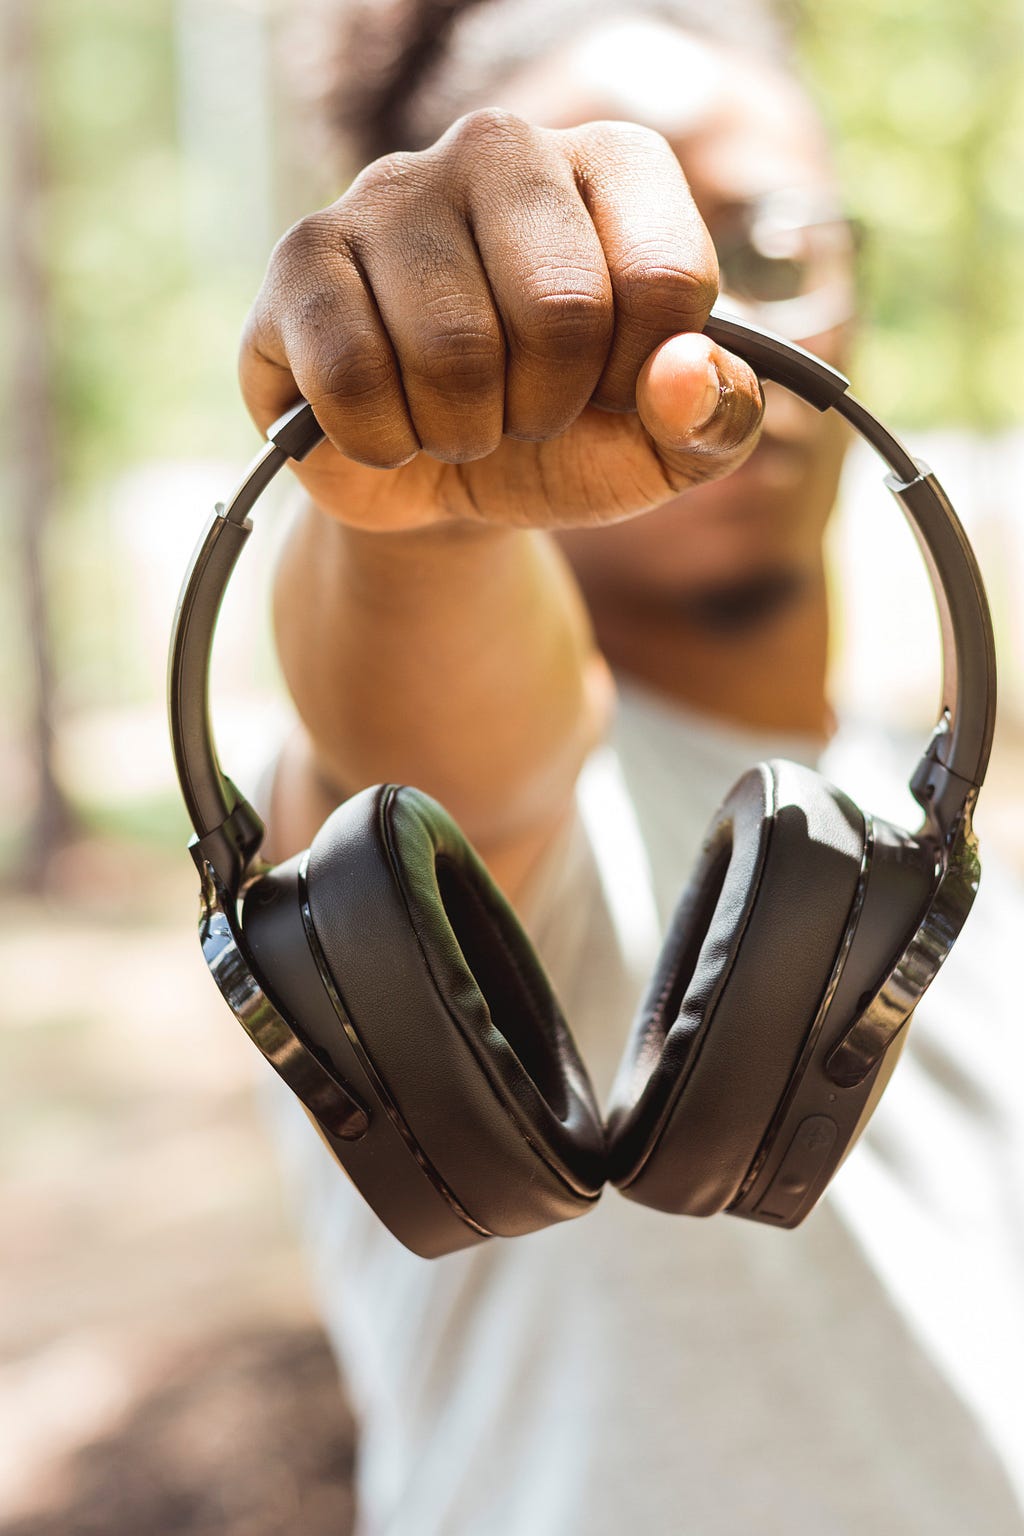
[754,1115,838,1224]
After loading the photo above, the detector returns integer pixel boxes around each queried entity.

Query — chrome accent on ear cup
[825,797,979,1087]
[295,849,494,1241]
[198,859,370,1140]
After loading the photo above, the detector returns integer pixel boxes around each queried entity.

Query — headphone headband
[168,310,996,890]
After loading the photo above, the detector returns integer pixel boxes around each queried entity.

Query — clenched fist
[240,110,764,532]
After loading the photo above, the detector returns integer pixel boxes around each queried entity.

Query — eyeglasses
[707,189,862,342]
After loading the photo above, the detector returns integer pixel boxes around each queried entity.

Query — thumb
[635,331,765,487]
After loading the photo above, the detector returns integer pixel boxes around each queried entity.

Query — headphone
[169,311,996,1259]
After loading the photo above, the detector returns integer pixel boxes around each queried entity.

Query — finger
[636,332,765,486]
[567,121,718,413]
[239,213,420,469]
[353,200,506,463]
[451,113,613,440]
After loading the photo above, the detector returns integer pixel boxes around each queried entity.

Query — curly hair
[297,0,797,173]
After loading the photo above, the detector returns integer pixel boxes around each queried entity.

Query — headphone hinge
[910,723,977,844]
[189,786,265,892]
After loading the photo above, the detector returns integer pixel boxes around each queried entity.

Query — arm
[268,511,612,898]
[239,111,763,900]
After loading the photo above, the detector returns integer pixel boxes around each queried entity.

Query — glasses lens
[711,196,858,339]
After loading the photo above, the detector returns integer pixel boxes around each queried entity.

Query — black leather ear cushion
[606,760,865,1216]
[304,784,605,1237]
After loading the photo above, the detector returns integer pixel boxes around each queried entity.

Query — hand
[239,110,764,533]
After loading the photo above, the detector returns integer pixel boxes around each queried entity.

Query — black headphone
[169,312,996,1259]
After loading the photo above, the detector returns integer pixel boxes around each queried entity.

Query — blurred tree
[1,0,75,885]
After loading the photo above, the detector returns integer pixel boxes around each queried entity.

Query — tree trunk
[1,0,75,887]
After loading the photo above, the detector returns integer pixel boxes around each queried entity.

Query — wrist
[299,495,527,584]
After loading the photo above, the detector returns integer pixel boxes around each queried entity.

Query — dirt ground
[0,838,357,1535]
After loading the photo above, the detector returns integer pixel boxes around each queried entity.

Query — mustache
[671,567,809,634]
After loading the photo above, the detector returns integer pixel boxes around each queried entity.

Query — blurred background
[0,0,1021,1530]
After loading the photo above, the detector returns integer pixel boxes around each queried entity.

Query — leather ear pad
[606,760,865,1216]
[303,784,605,1237]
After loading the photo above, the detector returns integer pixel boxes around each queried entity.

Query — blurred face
[492,19,856,613]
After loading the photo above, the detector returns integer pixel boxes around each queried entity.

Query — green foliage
[1,0,267,732]
[35,0,1024,466]
[33,0,1024,499]
[40,0,257,485]
[799,0,1024,428]
[3,0,1021,742]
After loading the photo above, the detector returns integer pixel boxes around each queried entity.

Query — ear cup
[302,784,605,1240]
[606,760,865,1216]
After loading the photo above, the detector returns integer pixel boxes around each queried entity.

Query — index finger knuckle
[407,323,504,397]
[442,107,536,158]
[512,273,612,357]
[615,252,717,331]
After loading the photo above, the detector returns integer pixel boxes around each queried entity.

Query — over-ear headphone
[169,311,996,1259]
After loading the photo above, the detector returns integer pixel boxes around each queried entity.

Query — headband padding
[607,760,864,1216]
[304,785,604,1236]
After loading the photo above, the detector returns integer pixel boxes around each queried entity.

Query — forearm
[269,497,611,868]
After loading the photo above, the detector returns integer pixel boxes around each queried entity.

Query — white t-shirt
[269,679,1024,1534]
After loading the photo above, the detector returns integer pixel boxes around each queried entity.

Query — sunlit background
[0,1,1022,1530]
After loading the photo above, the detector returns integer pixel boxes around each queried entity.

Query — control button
[755,1115,839,1224]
